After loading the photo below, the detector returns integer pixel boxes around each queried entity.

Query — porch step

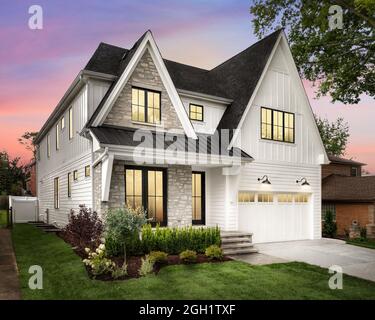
[223,247,259,255]
[221,237,252,244]
[220,231,257,256]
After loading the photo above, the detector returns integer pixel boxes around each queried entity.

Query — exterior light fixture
[258,175,271,184]
[296,177,310,186]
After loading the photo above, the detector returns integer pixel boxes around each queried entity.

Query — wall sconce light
[296,177,310,186]
[258,175,271,184]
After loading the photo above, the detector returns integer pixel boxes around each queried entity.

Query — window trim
[54,177,59,209]
[260,107,295,143]
[124,165,168,226]
[85,165,91,177]
[61,116,65,130]
[47,134,51,158]
[73,170,78,181]
[56,123,60,150]
[189,104,204,122]
[69,107,73,140]
[131,86,161,124]
[67,172,72,198]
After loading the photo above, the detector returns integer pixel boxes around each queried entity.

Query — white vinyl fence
[9,196,38,223]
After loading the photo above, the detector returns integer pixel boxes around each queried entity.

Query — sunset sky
[1,1,374,172]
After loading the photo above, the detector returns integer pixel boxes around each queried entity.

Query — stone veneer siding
[104,49,184,131]
[93,160,193,226]
[167,165,192,227]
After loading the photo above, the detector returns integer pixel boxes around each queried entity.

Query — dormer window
[189,104,203,121]
[131,87,161,124]
[261,107,294,143]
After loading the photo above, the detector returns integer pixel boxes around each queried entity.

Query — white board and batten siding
[223,39,325,241]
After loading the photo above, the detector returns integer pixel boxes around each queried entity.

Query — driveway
[256,238,375,282]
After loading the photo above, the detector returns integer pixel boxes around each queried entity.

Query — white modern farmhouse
[34,29,328,244]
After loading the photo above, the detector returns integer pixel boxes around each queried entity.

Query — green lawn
[347,239,375,250]
[0,210,7,228]
[12,224,375,300]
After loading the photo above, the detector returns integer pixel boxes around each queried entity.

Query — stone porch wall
[167,165,192,227]
[93,160,193,226]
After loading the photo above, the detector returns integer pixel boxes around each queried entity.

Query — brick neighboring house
[25,160,37,196]
[322,155,375,238]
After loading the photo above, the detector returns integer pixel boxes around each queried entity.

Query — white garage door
[238,192,312,243]
[9,196,38,223]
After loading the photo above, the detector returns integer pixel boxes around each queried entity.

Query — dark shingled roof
[90,125,252,160]
[328,155,366,166]
[84,29,282,130]
[322,174,375,202]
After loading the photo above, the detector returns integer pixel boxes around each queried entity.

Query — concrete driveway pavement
[256,238,375,282]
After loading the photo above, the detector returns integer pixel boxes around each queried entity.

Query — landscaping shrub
[205,245,223,260]
[360,227,367,240]
[111,264,128,279]
[61,205,103,253]
[179,250,197,263]
[141,224,221,254]
[322,210,337,238]
[83,244,115,277]
[148,251,168,264]
[0,195,9,210]
[104,206,148,263]
[138,256,154,276]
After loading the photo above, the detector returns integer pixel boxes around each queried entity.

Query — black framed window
[125,166,167,225]
[85,165,91,177]
[189,104,203,121]
[351,167,358,177]
[131,87,161,124]
[54,177,59,209]
[73,170,78,181]
[67,172,72,198]
[192,172,205,225]
[261,107,295,143]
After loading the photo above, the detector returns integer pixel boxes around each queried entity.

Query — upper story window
[351,166,358,176]
[189,104,203,121]
[131,87,161,124]
[67,172,72,198]
[69,107,74,140]
[47,134,51,158]
[61,116,65,130]
[261,107,295,143]
[73,170,78,181]
[56,123,60,150]
[85,165,91,177]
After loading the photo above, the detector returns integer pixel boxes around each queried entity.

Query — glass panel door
[192,172,205,225]
[125,169,143,209]
[125,167,166,226]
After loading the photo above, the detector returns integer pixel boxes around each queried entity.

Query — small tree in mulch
[61,205,103,254]
[104,206,148,265]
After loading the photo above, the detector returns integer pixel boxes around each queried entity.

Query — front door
[192,172,205,225]
[125,166,167,226]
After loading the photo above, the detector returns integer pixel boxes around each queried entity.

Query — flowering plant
[83,244,115,276]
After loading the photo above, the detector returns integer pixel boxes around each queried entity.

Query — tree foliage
[18,131,38,158]
[0,151,27,195]
[250,0,375,104]
[315,115,350,156]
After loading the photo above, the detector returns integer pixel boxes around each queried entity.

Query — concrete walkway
[230,253,289,265]
[0,228,21,300]
[256,238,375,282]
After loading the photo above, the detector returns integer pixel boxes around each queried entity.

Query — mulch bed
[57,231,230,281]
[88,254,232,281]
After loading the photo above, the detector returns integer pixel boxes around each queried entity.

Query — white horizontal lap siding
[206,168,226,229]
[36,84,98,227]
[38,153,92,226]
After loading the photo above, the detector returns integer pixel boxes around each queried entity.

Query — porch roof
[90,125,253,160]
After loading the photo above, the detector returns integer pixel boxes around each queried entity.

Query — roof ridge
[210,28,282,72]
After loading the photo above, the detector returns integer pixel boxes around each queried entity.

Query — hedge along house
[34,29,328,243]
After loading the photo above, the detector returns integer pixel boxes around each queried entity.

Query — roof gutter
[34,70,117,145]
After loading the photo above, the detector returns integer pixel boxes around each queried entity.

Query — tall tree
[315,116,350,156]
[0,151,26,196]
[250,0,374,104]
[18,131,38,158]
